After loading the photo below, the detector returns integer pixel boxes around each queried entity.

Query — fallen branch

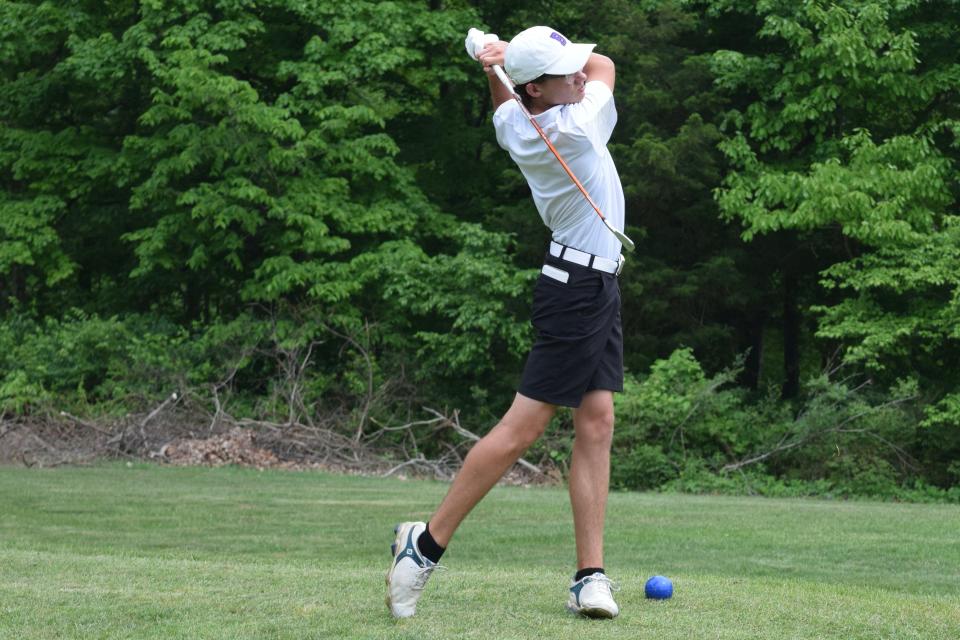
[382,455,428,478]
[107,391,181,450]
[422,407,543,476]
[58,411,113,436]
[720,434,802,473]
[28,430,58,452]
[721,394,918,473]
[140,392,180,436]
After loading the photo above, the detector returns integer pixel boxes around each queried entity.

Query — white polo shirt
[493,80,625,260]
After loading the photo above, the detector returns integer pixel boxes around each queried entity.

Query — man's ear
[525,83,542,99]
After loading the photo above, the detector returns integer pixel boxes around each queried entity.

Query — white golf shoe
[385,521,441,618]
[567,572,620,618]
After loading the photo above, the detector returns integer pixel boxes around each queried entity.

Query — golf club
[465,28,635,252]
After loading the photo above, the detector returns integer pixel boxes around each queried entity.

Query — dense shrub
[609,349,952,501]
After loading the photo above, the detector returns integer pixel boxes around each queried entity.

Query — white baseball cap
[505,26,595,84]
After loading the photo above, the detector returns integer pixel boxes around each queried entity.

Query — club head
[616,230,636,252]
[604,220,635,252]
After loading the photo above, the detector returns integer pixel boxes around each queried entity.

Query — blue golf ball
[645,575,673,599]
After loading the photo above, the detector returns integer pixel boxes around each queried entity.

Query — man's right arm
[477,41,514,110]
[486,70,514,110]
[583,53,615,92]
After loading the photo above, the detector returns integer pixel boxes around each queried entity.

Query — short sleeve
[493,99,521,150]
[493,98,518,121]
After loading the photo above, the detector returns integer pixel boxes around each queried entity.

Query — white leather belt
[549,241,624,276]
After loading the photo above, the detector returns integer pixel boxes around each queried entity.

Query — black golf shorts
[518,251,623,408]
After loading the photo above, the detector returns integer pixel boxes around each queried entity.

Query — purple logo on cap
[550,32,567,46]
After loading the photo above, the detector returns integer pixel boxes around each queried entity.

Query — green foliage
[0,0,489,318]
[665,459,960,503]
[2,0,959,500]
[923,392,960,430]
[0,311,188,413]
[610,348,942,499]
[705,0,960,464]
[814,218,960,369]
[378,224,537,378]
[610,442,676,491]
[717,130,952,244]
[613,349,766,490]
[614,349,772,466]
[0,0,536,420]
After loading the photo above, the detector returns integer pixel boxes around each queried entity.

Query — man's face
[529,69,588,106]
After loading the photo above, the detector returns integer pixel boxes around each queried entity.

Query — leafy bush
[610,348,953,500]
[0,310,290,417]
[0,311,187,413]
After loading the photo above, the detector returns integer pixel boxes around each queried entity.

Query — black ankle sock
[417,522,446,563]
[575,567,604,582]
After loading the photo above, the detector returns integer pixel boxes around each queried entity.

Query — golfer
[387,26,626,619]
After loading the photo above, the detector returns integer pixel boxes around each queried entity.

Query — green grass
[1,463,958,639]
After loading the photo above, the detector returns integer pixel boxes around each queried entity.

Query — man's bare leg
[568,390,615,570]
[427,393,556,546]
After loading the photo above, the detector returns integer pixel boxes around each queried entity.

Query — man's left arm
[568,54,617,147]
[583,53,615,93]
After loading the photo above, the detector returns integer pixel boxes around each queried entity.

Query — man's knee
[498,414,549,452]
[575,406,615,448]
[496,393,554,451]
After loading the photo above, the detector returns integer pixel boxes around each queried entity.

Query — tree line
[1,0,957,499]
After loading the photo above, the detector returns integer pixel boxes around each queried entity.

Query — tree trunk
[741,308,765,390]
[782,273,800,399]
[184,280,200,322]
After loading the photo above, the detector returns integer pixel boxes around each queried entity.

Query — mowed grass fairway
[1,464,958,639]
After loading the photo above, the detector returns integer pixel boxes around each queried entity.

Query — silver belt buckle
[615,254,625,276]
